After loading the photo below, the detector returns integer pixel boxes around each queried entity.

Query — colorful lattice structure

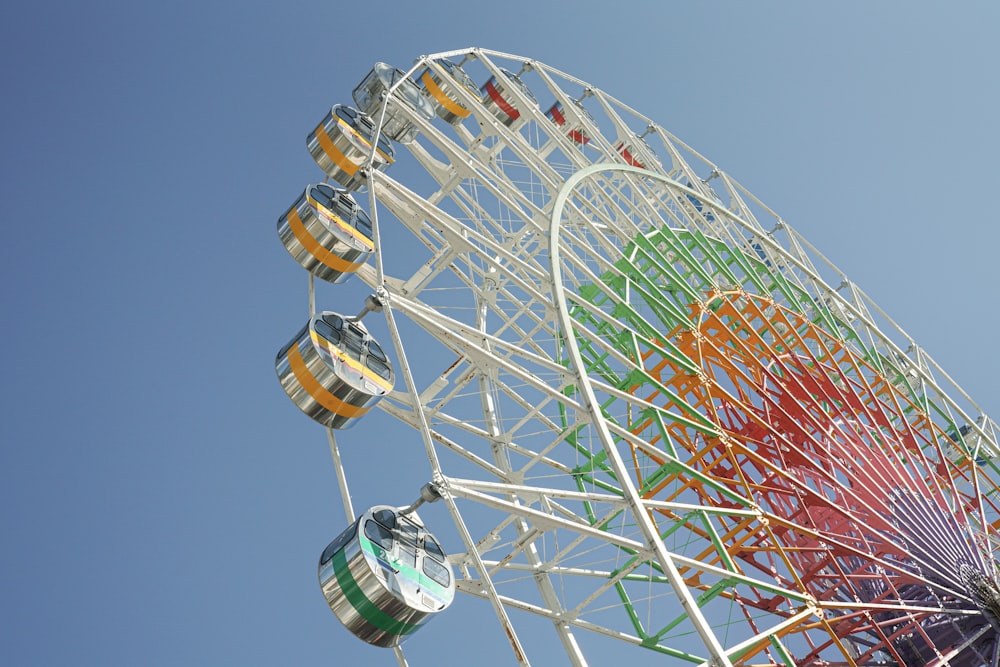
[567,225,1000,664]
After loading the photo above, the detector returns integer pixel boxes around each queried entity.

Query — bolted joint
[400,481,444,515]
[354,293,385,320]
[419,481,442,503]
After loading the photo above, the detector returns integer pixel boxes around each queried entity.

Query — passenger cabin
[480,68,538,128]
[307,104,395,191]
[352,62,436,144]
[615,135,660,171]
[277,183,374,283]
[275,312,393,429]
[545,100,594,144]
[417,59,479,125]
[318,506,456,647]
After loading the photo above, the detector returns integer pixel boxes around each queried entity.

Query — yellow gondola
[277,183,374,283]
[307,104,395,191]
[275,311,392,429]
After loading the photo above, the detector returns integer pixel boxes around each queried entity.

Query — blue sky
[3,2,999,665]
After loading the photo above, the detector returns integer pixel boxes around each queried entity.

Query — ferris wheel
[274,48,1000,666]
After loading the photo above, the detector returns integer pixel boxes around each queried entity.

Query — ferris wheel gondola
[275,311,392,430]
[417,59,478,125]
[318,503,455,648]
[545,99,594,145]
[307,104,395,191]
[479,67,537,128]
[352,62,436,145]
[277,183,374,283]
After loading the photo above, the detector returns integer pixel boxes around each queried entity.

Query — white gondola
[275,311,392,429]
[319,505,456,647]
[307,104,395,191]
[277,183,374,283]
[352,62,436,144]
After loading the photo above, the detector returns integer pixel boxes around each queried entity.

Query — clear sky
[3,1,999,665]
